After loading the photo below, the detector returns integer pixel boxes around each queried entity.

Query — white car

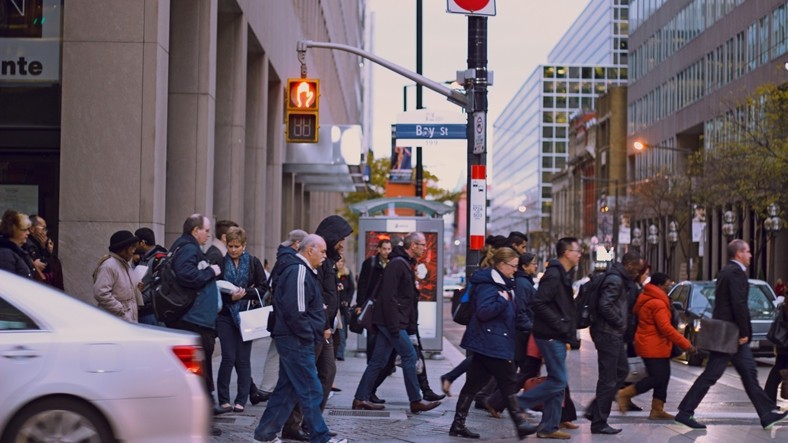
[0,271,210,443]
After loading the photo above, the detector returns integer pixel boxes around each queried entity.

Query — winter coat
[592,262,632,337]
[93,252,141,323]
[315,215,353,331]
[513,270,535,361]
[373,246,418,336]
[633,283,691,358]
[271,255,327,345]
[531,258,577,346]
[713,260,752,340]
[170,234,220,329]
[461,267,521,361]
[0,236,35,279]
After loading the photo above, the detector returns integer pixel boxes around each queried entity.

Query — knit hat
[281,229,308,247]
[109,230,139,252]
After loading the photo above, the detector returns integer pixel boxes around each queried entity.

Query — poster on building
[1,0,62,83]
[364,230,438,302]
[692,207,706,243]
[0,184,38,215]
[389,146,413,183]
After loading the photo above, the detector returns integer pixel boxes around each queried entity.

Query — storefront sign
[1,0,62,84]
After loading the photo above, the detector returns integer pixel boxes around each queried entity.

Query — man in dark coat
[516,237,580,439]
[314,215,353,409]
[352,232,441,414]
[587,250,643,435]
[675,239,787,429]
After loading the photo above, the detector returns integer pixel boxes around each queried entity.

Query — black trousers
[458,353,519,400]
[764,352,788,403]
[635,357,671,402]
[590,330,628,429]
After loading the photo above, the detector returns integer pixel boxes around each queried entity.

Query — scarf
[223,252,250,289]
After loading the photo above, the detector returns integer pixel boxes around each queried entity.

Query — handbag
[522,376,565,409]
[239,292,272,341]
[357,299,375,331]
[349,308,364,334]
[767,304,788,348]
[625,356,647,383]
[695,318,739,354]
[452,284,475,326]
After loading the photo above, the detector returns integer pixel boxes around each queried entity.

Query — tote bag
[239,292,273,341]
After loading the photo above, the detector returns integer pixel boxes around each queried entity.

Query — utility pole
[415,0,424,201]
[464,16,488,281]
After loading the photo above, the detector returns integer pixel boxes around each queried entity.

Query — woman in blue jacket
[449,247,537,440]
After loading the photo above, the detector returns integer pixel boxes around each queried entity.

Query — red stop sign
[453,0,490,11]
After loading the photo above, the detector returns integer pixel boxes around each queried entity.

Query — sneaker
[327,438,348,443]
[253,436,280,443]
[536,430,571,439]
[762,410,788,429]
[674,413,707,429]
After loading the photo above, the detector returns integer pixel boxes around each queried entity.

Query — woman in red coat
[617,273,696,420]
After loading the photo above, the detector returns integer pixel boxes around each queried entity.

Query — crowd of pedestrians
[3,206,788,441]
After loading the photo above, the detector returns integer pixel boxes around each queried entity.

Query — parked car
[0,271,210,442]
[669,279,778,366]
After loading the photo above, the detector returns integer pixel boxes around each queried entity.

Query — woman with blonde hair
[0,209,35,278]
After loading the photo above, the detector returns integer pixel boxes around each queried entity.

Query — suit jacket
[713,260,751,340]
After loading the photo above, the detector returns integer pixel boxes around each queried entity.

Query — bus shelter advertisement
[364,231,438,338]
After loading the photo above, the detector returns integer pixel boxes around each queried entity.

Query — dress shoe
[213,404,232,415]
[352,398,385,410]
[327,431,337,437]
[674,413,707,429]
[281,428,310,442]
[583,410,593,421]
[410,399,441,413]
[422,390,446,401]
[627,399,643,411]
[369,394,386,404]
[590,425,622,434]
[536,430,571,439]
[331,386,342,392]
[250,390,271,405]
[761,410,788,429]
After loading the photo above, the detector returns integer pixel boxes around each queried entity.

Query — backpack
[575,272,609,329]
[452,283,476,326]
[146,247,200,323]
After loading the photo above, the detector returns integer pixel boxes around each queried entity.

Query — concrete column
[165,0,217,247]
[243,50,268,256]
[213,12,247,224]
[281,172,296,238]
[59,0,170,301]
[265,80,284,256]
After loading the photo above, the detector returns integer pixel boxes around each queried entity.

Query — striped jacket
[271,254,327,345]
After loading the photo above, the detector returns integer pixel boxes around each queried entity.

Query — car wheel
[3,397,115,443]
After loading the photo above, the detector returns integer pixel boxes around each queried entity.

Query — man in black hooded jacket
[314,215,353,409]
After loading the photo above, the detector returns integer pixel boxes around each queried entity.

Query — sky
[365,0,589,190]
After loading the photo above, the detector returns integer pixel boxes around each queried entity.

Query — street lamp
[631,226,642,249]
[647,224,659,267]
[633,141,694,153]
[764,203,781,283]
[668,221,678,274]
[722,209,737,241]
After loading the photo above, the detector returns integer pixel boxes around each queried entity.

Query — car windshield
[690,282,775,320]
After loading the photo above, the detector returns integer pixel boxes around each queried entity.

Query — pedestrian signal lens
[285,78,319,143]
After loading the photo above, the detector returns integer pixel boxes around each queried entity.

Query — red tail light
[172,345,205,376]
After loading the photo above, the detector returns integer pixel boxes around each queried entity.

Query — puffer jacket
[93,253,141,323]
[460,267,520,361]
[633,283,691,358]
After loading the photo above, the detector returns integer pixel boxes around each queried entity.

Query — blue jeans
[517,338,567,434]
[138,312,158,326]
[678,345,774,420]
[253,335,329,443]
[216,314,252,405]
[354,327,421,402]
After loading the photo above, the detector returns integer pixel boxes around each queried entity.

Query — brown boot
[648,398,675,420]
[780,369,788,400]
[616,385,638,414]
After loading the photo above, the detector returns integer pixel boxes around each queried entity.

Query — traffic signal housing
[285,78,319,143]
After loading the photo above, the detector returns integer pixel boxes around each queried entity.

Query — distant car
[669,279,778,366]
[0,271,210,442]
[443,274,465,299]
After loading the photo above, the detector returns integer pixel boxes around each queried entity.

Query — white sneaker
[254,437,281,443]
[327,438,348,443]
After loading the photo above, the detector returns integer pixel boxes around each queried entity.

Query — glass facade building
[491,0,629,235]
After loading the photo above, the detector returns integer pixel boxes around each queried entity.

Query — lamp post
[764,203,782,283]
[668,220,678,274]
[722,209,737,242]
[517,205,530,234]
[647,224,659,267]
[631,226,642,250]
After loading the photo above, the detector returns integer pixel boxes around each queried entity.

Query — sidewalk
[211,331,788,442]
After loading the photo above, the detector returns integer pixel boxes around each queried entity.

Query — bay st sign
[395,123,466,139]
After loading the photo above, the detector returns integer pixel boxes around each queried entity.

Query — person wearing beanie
[93,230,142,323]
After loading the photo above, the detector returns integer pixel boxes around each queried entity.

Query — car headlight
[692,319,701,333]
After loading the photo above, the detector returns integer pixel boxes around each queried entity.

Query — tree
[339,156,462,235]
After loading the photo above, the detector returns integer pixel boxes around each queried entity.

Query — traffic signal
[285,78,319,143]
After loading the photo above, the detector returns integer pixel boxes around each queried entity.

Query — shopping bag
[239,294,273,341]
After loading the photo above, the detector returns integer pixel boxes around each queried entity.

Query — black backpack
[575,272,609,329]
[146,247,200,324]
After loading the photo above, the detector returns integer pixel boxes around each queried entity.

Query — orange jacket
[633,283,691,358]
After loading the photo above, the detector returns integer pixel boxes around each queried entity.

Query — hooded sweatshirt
[315,215,353,330]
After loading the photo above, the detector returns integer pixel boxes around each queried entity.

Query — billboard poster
[364,231,438,302]
[389,145,413,183]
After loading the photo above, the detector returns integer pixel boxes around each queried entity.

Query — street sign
[469,164,486,250]
[395,123,467,139]
[472,112,485,154]
[446,0,496,16]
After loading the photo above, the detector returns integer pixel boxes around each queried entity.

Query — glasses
[414,242,426,247]
[567,249,582,253]
[502,262,519,269]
